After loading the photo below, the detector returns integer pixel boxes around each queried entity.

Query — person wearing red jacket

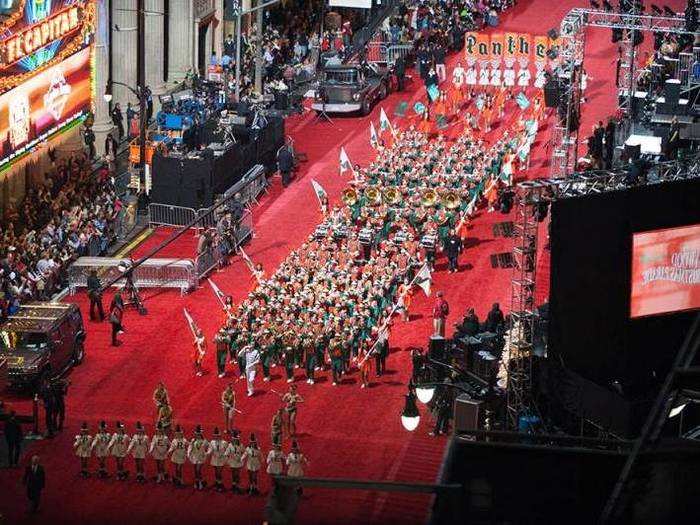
[432,291,449,337]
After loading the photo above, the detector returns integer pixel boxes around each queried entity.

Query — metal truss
[550,7,692,178]
[506,153,700,431]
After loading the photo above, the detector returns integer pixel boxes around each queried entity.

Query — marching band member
[193,328,207,377]
[226,430,245,494]
[221,383,237,434]
[214,327,231,378]
[108,421,130,480]
[238,343,260,397]
[150,423,171,483]
[167,425,188,487]
[157,403,173,435]
[187,425,209,490]
[91,421,111,478]
[286,441,308,490]
[127,421,150,483]
[271,408,284,446]
[208,427,229,492]
[242,433,262,495]
[153,382,170,410]
[73,422,92,478]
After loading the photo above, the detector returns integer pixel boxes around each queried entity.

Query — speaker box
[454,395,483,433]
[664,79,681,107]
[544,79,560,108]
[428,336,447,363]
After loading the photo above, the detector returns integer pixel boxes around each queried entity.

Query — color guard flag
[379,107,395,135]
[238,245,255,272]
[413,101,426,115]
[311,179,327,206]
[339,147,353,175]
[427,84,440,102]
[207,278,227,307]
[183,308,198,337]
[414,263,432,297]
[465,194,478,216]
[370,121,379,149]
[394,101,408,117]
[515,91,530,110]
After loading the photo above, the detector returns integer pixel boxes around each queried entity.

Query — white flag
[370,121,379,149]
[207,278,227,307]
[310,179,327,206]
[379,107,395,136]
[465,194,478,216]
[414,263,432,297]
[183,308,198,337]
[238,246,255,272]
[339,147,353,175]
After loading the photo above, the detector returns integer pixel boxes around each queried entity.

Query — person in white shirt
[242,433,262,495]
[127,421,149,483]
[73,422,92,478]
[226,430,245,494]
[91,421,111,478]
[149,423,171,483]
[286,441,308,494]
[238,344,260,397]
[167,425,188,487]
[266,441,286,477]
[207,427,229,492]
[108,421,130,480]
[187,425,210,490]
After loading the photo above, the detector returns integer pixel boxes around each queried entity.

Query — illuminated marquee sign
[0,0,95,169]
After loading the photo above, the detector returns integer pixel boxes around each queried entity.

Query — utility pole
[137,0,147,185]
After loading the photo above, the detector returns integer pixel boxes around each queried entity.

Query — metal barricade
[387,44,414,67]
[195,209,253,279]
[367,41,388,63]
[68,257,197,295]
[148,203,198,228]
[223,164,266,207]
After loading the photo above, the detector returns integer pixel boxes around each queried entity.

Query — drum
[420,233,437,249]
[333,225,348,240]
[359,228,374,244]
[393,230,408,245]
[314,223,330,240]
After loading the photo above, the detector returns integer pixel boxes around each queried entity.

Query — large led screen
[630,224,700,318]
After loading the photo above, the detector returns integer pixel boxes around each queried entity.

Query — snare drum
[420,233,437,250]
[359,228,374,244]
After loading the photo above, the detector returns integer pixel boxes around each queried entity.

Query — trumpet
[421,188,438,207]
[442,190,461,210]
[365,185,382,205]
[383,187,400,205]
[341,188,358,206]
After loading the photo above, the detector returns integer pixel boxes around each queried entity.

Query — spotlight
[590,0,601,7]
[400,389,420,431]
[669,403,688,418]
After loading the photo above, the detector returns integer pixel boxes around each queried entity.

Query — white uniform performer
[150,424,171,483]
[465,65,478,86]
[127,422,150,483]
[167,425,188,486]
[188,426,210,490]
[534,63,547,89]
[108,422,130,480]
[452,63,465,88]
[238,344,261,397]
[242,433,262,494]
[73,422,92,478]
[490,61,502,87]
[208,427,229,492]
[503,63,516,88]
[478,64,491,86]
[286,441,308,478]
[226,431,245,493]
[266,443,286,476]
[517,67,531,87]
[91,421,112,478]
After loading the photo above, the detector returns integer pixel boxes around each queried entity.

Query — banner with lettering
[465,32,555,64]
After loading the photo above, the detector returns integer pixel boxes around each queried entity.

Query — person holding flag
[339,147,353,176]
[193,328,207,377]
[310,179,329,217]
[370,121,379,149]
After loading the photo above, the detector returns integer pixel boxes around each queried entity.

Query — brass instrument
[442,190,461,210]
[341,188,358,206]
[365,185,382,205]
[383,187,400,205]
[421,188,438,207]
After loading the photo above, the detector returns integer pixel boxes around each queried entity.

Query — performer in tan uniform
[221,383,236,434]
[127,421,150,483]
[167,425,188,487]
[187,425,209,490]
[91,421,111,478]
[108,421,130,480]
[149,423,171,483]
[242,433,262,495]
[226,429,245,494]
[73,422,92,478]
[208,427,229,492]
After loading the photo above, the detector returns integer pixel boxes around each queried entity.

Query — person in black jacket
[394,55,406,92]
[39,381,56,437]
[23,455,45,513]
[87,270,104,321]
[277,145,294,187]
[456,308,480,337]
[4,411,22,467]
[485,303,505,333]
[443,228,462,273]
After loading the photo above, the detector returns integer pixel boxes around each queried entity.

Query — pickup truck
[312,64,391,116]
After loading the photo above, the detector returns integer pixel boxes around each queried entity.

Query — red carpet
[1,2,686,523]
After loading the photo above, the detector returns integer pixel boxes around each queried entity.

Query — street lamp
[400,388,420,432]
[416,384,435,404]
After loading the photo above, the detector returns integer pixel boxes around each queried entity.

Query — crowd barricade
[148,203,198,228]
[195,209,254,279]
[222,164,267,207]
[386,44,414,67]
[68,257,197,296]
